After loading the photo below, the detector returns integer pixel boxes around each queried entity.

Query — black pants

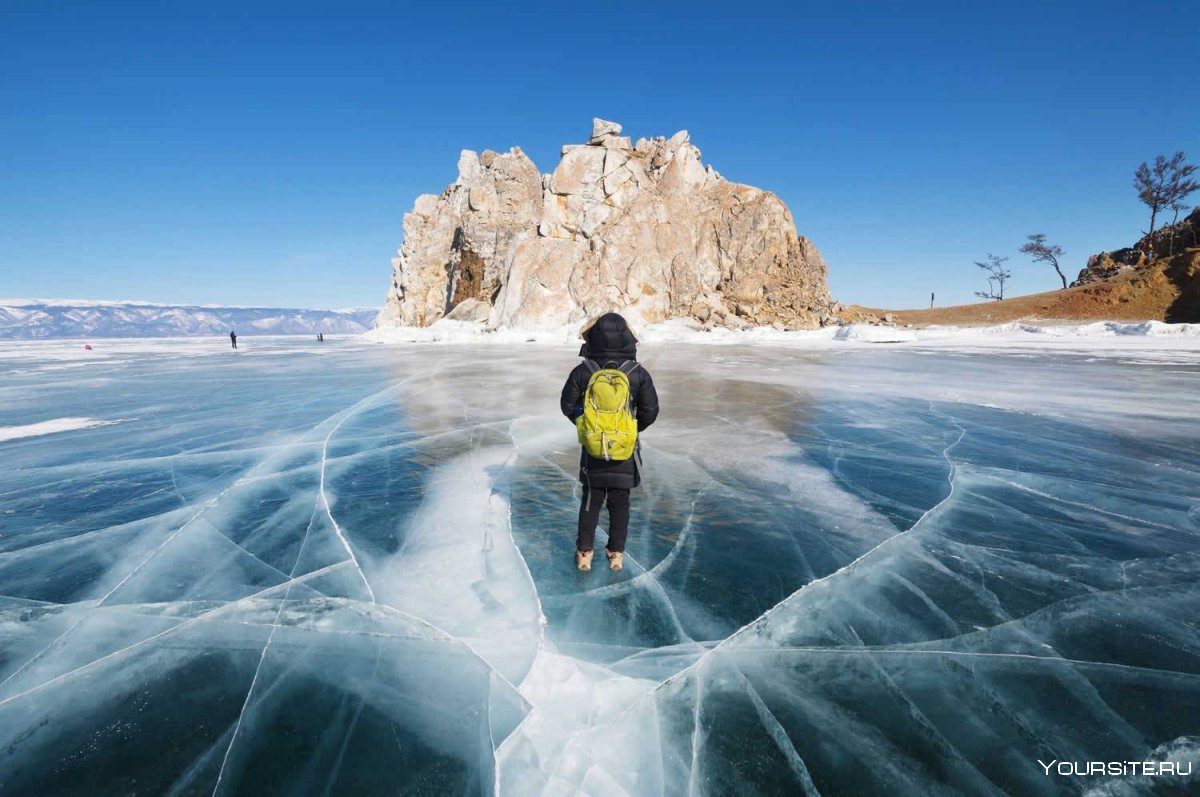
[576,486,631,553]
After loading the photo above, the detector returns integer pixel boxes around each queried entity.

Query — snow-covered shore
[363,318,1200,356]
[3,321,1197,373]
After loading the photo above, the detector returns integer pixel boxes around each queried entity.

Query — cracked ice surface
[1,335,1198,795]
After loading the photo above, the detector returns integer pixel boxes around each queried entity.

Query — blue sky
[2,0,1197,310]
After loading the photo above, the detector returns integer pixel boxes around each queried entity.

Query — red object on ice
[84,344,92,350]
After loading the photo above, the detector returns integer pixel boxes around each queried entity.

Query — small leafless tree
[1019,234,1067,290]
[974,254,1011,301]
[1166,197,1192,256]
[1134,151,1199,250]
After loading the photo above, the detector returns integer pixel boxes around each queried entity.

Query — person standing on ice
[229,330,237,349]
[560,312,659,572]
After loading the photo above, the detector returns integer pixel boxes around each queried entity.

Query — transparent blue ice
[1,337,1197,795]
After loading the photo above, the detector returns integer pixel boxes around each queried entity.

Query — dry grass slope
[847,248,1200,327]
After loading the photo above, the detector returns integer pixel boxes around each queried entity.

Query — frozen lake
[1,334,1198,795]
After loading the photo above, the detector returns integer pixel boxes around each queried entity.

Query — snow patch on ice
[1082,736,1200,795]
[919,319,1200,338]
[0,417,120,442]
[496,649,656,793]
[834,324,918,342]
[363,318,569,345]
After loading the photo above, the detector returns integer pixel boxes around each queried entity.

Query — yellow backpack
[577,360,639,461]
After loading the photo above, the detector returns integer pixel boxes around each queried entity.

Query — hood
[578,312,638,363]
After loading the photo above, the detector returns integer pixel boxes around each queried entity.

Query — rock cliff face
[1072,208,1200,287]
[377,119,833,331]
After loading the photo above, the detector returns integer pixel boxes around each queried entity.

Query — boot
[575,550,593,572]
[606,550,624,571]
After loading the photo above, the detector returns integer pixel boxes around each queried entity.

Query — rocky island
[376,119,834,332]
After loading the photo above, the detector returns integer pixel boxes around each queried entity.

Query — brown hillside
[846,248,1200,327]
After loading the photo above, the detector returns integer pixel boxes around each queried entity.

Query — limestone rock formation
[377,147,542,327]
[378,119,833,331]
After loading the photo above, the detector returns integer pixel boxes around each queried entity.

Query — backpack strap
[583,359,600,375]
[617,361,640,415]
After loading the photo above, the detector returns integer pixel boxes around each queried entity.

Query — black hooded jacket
[560,313,660,489]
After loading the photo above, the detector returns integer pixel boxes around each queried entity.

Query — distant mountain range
[0,300,381,339]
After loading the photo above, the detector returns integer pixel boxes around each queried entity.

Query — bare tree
[1019,234,1067,290]
[974,254,1011,301]
[1134,151,1199,250]
[1166,197,1192,256]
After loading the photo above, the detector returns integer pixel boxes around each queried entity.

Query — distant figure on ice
[318,333,324,342]
[229,330,237,349]
[560,313,659,572]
